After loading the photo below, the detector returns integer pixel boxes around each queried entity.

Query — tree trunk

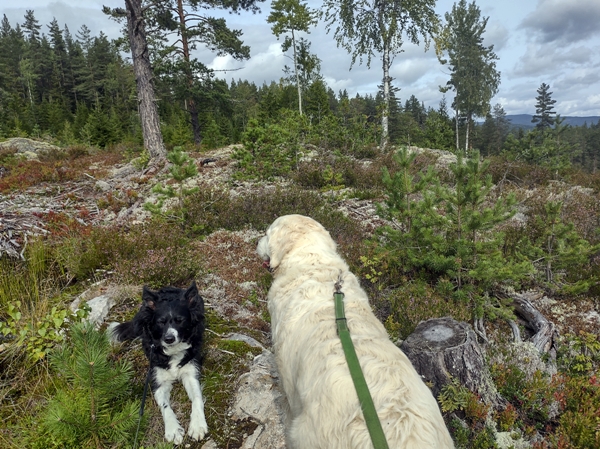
[401,317,502,408]
[291,29,303,116]
[189,100,202,145]
[465,114,470,153]
[455,106,460,151]
[381,41,390,149]
[125,0,166,160]
[176,0,202,145]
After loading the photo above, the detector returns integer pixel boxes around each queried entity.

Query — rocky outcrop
[0,137,62,159]
[227,350,287,448]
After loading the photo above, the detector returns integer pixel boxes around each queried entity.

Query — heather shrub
[487,154,553,187]
[293,153,385,192]
[52,219,202,288]
[184,185,367,261]
[113,244,202,288]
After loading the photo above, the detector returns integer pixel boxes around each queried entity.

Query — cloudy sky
[2,0,600,116]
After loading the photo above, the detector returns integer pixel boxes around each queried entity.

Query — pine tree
[147,0,255,145]
[531,82,556,132]
[377,149,530,316]
[42,322,140,448]
[104,1,167,160]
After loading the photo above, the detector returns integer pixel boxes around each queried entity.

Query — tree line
[0,3,599,172]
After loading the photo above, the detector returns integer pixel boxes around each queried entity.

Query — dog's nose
[164,334,176,344]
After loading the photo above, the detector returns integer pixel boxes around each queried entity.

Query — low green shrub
[373,279,472,339]
[36,322,140,448]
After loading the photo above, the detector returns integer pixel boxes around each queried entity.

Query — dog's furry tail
[106,321,139,344]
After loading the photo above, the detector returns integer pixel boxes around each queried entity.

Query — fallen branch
[507,291,559,358]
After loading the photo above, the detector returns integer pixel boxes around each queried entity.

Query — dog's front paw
[187,416,208,440]
[164,419,185,444]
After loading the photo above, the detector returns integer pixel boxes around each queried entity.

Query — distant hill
[505,114,600,129]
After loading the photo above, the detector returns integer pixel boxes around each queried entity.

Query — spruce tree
[532,82,556,132]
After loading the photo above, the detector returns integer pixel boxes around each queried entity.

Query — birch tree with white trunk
[267,0,317,116]
[322,0,438,148]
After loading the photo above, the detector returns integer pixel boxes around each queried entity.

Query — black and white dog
[108,281,208,444]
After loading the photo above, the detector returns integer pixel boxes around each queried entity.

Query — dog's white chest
[155,346,195,383]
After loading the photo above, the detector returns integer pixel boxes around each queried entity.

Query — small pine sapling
[145,146,199,223]
[41,322,141,448]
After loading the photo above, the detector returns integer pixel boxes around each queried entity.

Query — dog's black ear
[185,281,205,324]
[142,285,157,310]
[184,281,199,306]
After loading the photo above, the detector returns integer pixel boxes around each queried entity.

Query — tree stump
[401,317,502,407]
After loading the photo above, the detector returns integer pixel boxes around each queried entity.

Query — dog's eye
[174,317,184,323]
[157,318,167,325]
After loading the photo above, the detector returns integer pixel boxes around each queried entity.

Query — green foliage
[439,379,496,449]
[0,239,89,361]
[233,111,309,180]
[558,332,600,376]
[375,149,529,318]
[131,148,151,170]
[503,117,578,173]
[201,117,224,150]
[379,146,435,234]
[438,378,472,413]
[516,198,599,294]
[40,322,140,448]
[0,300,87,361]
[422,108,455,151]
[144,146,199,223]
[322,0,437,69]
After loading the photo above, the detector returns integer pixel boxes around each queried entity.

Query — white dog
[257,214,454,449]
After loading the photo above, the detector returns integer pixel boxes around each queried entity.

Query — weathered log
[508,291,559,358]
[401,317,502,407]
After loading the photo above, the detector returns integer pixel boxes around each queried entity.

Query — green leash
[334,283,390,449]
